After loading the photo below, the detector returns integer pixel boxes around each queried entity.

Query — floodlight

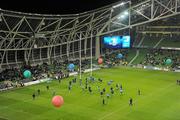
[118,14,125,19]
[120,2,125,6]
[124,11,129,15]
[113,2,125,8]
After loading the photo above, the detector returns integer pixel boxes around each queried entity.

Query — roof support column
[95,36,100,59]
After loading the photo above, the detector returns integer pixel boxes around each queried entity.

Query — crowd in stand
[0,58,91,90]
[141,49,180,68]
[103,49,128,67]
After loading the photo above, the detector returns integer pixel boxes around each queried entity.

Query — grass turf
[0,67,180,120]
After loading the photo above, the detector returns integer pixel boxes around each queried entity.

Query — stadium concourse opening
[0,0,180,120]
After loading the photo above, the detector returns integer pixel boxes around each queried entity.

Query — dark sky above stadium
[0,0,121,14]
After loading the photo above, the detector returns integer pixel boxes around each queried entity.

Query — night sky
[0,0,121,14]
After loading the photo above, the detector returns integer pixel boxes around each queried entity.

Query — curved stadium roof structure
[0,0,180,69]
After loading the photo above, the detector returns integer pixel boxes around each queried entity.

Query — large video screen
[103,36,131,49]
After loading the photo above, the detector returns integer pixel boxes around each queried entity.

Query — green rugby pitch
[0,67,180,120]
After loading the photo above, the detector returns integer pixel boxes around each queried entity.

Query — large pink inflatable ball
[52,95,64,108]
[98,58,103,64]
